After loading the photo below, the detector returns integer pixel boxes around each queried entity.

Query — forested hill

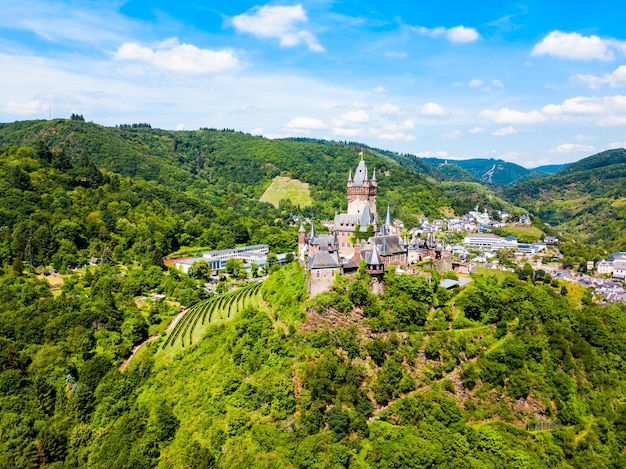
[0,119,513,221]
[421,157,550,186]
[505,148,626,252]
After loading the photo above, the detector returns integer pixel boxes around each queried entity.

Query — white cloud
[284,117,327,132]
[382,120,415,131]
[2,99,48,115]
[413,25,480,43]
[599,116,626,126]
[447,26,480,43]
[176,123,185,131]
[480,107,546,124]
[542,95,626,115]
[333,127,363,137]
[114,38,239,74]
[532,31,626,61]
[442,130,462,139]
[550,143,596,153]
[372,86,386,93]
[469,126,485,134]
[491,79,504,88]
[377,132,415,141]
[492,126,517,136]
[379,103,401,115]
[576,65,626,89]
[332,110,370,127]
[469,79,483,88]
[419,102,447,117]
[232,4,324,52]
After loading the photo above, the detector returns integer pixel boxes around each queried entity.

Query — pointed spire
[427,232,437,249]
[381,224,388,236]
[309,222,316,241]
[348,169,353,182]
[380,238,389,255]
[371,169,377,181]
[298,221,306,232]
[369,244,383,266]
[384,205,393,226]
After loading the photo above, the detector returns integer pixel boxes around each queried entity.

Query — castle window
[317,271,320,277]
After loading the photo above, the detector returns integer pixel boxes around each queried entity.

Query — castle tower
[298,222,307,263]
[347,157,377,218]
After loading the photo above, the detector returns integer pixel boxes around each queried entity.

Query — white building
[597,259,614,275]
[463,233,518,251]
[613,259,626,280]
[175,244,270,273]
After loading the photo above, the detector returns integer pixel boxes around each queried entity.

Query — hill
[533,163,570,174]
[506,148,626,252]
[1,120,626,467]
[421,157,549,186]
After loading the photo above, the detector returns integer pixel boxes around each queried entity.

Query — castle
[299,156,451,295]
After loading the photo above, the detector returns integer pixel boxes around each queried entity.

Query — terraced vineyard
[160,281,263,354]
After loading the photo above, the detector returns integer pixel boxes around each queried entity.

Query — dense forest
[1,119,626,467]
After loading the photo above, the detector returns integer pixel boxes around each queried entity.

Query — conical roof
[359,203,372,230]
[347,169,352,182]
[298,222,306,232]
[352,158,369,186]
[371,169,377,181]
[368,244,383,266]
[384,205,392,226]
[309,222,316,241]
[426,232,437,249]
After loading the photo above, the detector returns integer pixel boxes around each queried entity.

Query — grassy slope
[259,176,312,208]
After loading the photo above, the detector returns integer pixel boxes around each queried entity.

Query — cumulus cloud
[550,143,596,153]
[419,102,447,117]
[492,126,517,136]
[413,25,480,43]
[576,65,626,89]
[232,4,324,52]
[542,95,626,115]
[114,38,239,73]
[532,31,626,61]
[382,120,415,131]
[284,117,326,132]
[469,79,483,88]
[469,126,485,134]
[379,103,401,115]
[332,110,370,127]
[480,107,546,124]
[2,99,48,115]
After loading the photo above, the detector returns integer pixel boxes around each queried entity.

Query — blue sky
[2,1,626,167]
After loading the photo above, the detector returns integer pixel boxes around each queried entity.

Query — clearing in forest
[260,176,311,208]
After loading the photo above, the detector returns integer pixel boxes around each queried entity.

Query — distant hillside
[533,163,569,174]
[421,157,548,185]
[0,119,505,224]
[437,163,482,183]
[506,148,626,251]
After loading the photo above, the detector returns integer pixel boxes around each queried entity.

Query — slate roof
[310,234,337,251]
[334,213,360,229]
[365,235,406,256]
[368,244,383,265]
[359,203,375,229]
[306,250,341,269]
[352,159,369,186]
[384,205,393,226]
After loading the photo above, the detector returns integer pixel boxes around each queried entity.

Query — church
[299,156,448,295]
